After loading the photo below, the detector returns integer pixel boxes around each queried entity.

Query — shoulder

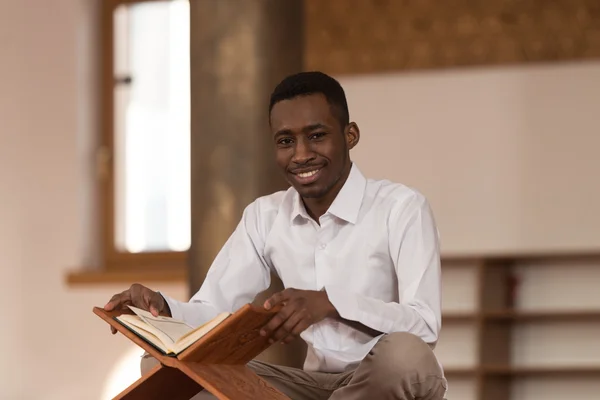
[365,176,434,222]
[241,187,294,235]
[246,188,292,215]
[363,177,439,245]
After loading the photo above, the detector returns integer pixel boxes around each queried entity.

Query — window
[99,0,190,271]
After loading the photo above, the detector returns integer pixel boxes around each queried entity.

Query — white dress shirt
[162,163,443,374]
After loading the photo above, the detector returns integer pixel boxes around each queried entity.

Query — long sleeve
[325,194,442,345]
[160,201,273,327]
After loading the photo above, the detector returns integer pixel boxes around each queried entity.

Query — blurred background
[1,0,599,399]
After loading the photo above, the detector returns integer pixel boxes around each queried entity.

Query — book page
[116,315,170,354]
[128,306,194,343]
[172,312,231,353]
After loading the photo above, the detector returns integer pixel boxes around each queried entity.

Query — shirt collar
[290,163,367,224]
[290,191,311,222]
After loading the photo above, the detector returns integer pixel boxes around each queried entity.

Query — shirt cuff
[160,292,183,321]
[325,285,360,322]
[159,292,224,328]
[325,285,396,334]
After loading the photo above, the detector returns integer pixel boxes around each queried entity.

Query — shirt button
[319,243,327,250]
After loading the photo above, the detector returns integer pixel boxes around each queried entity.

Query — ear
[345,122,360,150]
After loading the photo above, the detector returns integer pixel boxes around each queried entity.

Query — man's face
[270,93,358,199]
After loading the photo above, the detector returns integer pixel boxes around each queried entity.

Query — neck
[303,162,352,222]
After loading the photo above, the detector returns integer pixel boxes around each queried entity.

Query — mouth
[290,167,323,185]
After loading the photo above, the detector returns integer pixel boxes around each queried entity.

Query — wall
[0,1,187,399]
[339,61,600,255]
[338,61,600,400]
[1,1,599,399]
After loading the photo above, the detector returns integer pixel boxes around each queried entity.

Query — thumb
[104,294,123,311]
[147,292,164,317]
[149,304,160,317]
[138,288,160,317]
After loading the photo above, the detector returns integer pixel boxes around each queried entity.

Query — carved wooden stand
[93,305,290,400]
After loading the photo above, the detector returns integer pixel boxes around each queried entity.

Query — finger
[130,286,150,311]
[264,292,284,310]
[110,326,117,335]
[273,310,304,344]
[264,288,294,310]
[140,289,159,316]
[104,293,124,310]
[260,304,294,337]
[119,291,133,310]
[149,305,159,317]
[270,322,292,344]
[282,335,294,344]
[284,319,311,344]
[148,292,165,317]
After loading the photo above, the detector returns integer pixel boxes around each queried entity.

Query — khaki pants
[141,332,447,400]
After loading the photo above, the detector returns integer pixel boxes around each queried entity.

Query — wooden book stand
[93,304,291,400]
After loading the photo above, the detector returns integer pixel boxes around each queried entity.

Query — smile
[297,169,320,178]
[291,168,322,185]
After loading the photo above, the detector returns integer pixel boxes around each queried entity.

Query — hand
[260,288,338,345]
[104,283,171,334]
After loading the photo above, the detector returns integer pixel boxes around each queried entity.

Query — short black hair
[269,71,350,127]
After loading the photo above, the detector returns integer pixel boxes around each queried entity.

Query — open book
[94,303,289,399]
[116,306,231,355]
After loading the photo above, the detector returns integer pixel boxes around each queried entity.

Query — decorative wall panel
[305,0,600,74]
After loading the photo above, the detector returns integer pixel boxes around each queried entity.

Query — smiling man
[105,71,446,400]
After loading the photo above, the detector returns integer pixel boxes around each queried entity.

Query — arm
[324,194,442,344]
[161,201,273,327]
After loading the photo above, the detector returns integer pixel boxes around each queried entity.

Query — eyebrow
[274,123,329,138]
[303,123,328,133]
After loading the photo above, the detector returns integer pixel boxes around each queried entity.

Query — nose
[291,138,316,165]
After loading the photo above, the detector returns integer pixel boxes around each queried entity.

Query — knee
[370,332,441,380]
[140,353,160,375]
[357,333,445,399]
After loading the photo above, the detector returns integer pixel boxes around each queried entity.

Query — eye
[309,132,326,140]
[277,137,294,146]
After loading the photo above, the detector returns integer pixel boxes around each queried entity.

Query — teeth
[298,169,319,178]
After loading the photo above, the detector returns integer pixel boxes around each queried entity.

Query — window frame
[98,0,188,272]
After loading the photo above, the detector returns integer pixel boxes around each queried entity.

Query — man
[105,71,446,399]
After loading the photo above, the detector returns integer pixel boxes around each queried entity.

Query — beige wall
[0,1,188,399]
[338,64,600,400]
[340,62,600,255]
[1,1,599,399]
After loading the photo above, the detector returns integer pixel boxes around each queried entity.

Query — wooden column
[189,0,305,367]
